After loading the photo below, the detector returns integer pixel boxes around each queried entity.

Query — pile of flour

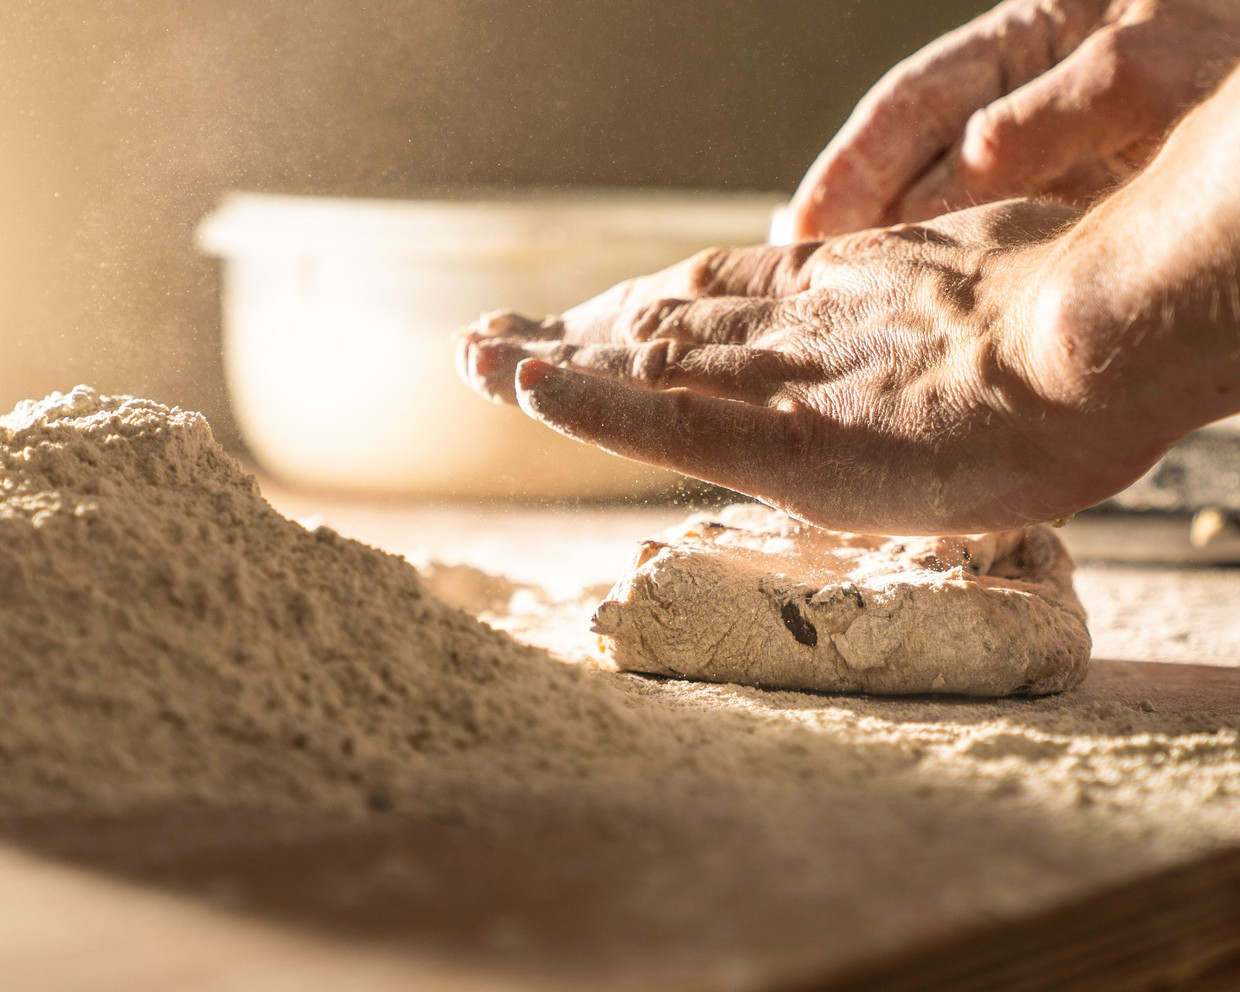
[0,387,677,813]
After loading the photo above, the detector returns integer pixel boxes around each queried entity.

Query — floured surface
[1076,562,1240,665]
[592,504,1090,696]
[0,389,1238,991]
[6,659,1240,992]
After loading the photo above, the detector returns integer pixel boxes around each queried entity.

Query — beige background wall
[0,0,988,447]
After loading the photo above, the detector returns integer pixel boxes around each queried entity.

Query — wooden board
[2,659,1238,992]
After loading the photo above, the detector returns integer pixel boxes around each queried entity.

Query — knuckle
[685,247,730,295]
[634,342,674,386]
[777,241,826,292]
[633,298,687,342]
[629,339,699,389]
[963,104,1015,159]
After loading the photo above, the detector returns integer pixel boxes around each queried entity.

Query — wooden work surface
[4,488,1239,992]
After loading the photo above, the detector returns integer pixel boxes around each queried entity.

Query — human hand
[455,199,1172,535]
[789,0,1240,239]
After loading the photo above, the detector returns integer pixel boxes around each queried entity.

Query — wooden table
[3,488,1238,992]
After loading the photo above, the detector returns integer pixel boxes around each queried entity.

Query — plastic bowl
[197,189,784,498]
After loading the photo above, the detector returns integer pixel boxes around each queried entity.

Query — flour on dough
[592,504,1090,696]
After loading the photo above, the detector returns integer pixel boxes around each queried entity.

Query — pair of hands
[457,0,1240,535]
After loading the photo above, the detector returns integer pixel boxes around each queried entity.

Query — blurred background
[0,0,989,448]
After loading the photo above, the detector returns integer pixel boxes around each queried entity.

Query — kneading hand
[456,199,1170,535]
[789,0,1240,239]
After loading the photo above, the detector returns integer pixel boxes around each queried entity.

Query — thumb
[957,26,1154,199]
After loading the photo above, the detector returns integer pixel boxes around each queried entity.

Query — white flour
[1,387,1238,973]
[0,387,664,812]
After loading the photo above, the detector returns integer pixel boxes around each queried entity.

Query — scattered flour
[0,387,1238,974]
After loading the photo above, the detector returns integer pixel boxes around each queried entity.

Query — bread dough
[592,504,1091,697]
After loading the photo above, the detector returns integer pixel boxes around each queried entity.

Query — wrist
[1029,227,1240,448]
[1025,66,1240,444]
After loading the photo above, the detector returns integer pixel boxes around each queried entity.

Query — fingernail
[516,358,561,391]
[470,341,502,376]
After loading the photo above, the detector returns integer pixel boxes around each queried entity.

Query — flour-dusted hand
[458,199,1157,535]
[788,0,1240,239]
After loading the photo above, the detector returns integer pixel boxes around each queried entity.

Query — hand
[456,199,1172,535]
[789,0,1240,239]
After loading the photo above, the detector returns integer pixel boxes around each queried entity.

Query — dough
[592,504,1091,697]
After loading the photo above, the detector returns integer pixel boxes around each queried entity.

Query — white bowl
[197,189,784,498]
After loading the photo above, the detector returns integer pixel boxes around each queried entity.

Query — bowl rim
[197,188,788,263]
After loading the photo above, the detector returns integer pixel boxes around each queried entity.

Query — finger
[557,242,823,344]
[955,26,1164,199]
[470,337,806,405]
[670,242,821,299]
[462,309,563,343]
[513,359,819,509]
[891,151,974,225]
[789,3,1083,238]
[895,146,1121,224]
[461,335,523,404]
[557,293,800,348]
